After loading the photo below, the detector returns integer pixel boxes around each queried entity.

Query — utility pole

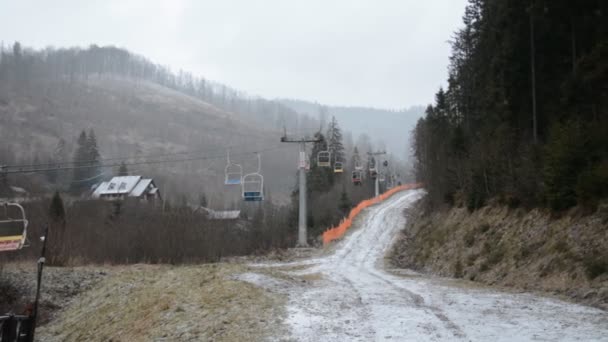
[281,134,322,247]
[367,151,386,197]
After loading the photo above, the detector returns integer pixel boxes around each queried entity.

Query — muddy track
[245,189,608,341]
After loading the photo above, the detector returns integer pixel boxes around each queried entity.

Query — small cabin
[92,176,161,202]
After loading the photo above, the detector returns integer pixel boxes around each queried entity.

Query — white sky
[0,0,467,108]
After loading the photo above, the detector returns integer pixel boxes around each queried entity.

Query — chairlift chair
[225,164,243,185]
[333,161,344,173]
[354,157,363,171]
[317,151,331,167]
[242,173,264,201]
[242,153,264,202]
[352,170,363,186]
[386,175,394,189]
[0,202,29,252]
[224,150,243,185]
[369,157,377,172]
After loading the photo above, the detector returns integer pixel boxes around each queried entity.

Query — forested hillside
[0,43,325,204]
[412,0,607,211]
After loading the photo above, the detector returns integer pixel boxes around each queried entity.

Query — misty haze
[0,1,607,341]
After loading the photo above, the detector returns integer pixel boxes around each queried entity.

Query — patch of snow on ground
[248,189,608,341]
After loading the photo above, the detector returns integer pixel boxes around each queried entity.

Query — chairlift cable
[1,140,275,170]
[1,145,288,175]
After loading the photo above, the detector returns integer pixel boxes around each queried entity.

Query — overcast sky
[0,0,467,109]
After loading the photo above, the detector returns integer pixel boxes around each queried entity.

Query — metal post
[298,142,308,247]
[367,151,386,198]
[280,134,321,247]
[29,224,48,342]
[375,176,379,198]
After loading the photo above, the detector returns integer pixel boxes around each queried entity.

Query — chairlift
[333,161,344,173]
[354,155,363,171]
[387,175,394,189]
[0,202,29,252]
[352,170,363,185]
[369,157,378,177]
[224,149,243,185]
[242,153,264,202]
[369,157,377,173]
[379,173,386,182]
[317,150,331,167]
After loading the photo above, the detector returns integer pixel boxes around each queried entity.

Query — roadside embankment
[390,200,608,310]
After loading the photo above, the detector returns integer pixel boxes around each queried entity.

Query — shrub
[543,120,587,211]
[583,253,608,280]
[576,161,608,209]
[486,244,505,266]
[463,231,476,247]
[1,199,295,265]
[466,253,478,266]
[454,258,464,278]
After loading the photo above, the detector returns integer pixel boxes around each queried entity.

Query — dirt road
[245,189,608,341]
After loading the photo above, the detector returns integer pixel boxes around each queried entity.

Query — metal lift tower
[368,151,387,197]
[281,134,322,247]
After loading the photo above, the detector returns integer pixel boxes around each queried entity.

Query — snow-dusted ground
[244,189,608,341]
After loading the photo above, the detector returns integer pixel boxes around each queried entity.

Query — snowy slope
[246,190,608,341]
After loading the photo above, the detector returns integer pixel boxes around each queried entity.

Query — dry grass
[36,263,288,342]
[391,201,608,310]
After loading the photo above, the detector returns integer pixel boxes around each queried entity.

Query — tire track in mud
[365,269,466,339]
[242,189,608,341]
[337,192,466,340]
[353,193,467,339]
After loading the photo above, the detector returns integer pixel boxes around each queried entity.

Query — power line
[1,141,273,170]
[1,145,288,175]
[69,171,110,184]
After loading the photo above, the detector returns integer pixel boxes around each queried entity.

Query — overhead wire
[0,140,276,170]
[1,144,290,175]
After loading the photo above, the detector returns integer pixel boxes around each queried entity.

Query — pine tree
[48,191,66,266]
[326,116,345,167]
[199,192,208,207]
[338,186,352,215]
[82,129,101,190]
[70,130,88,194]
[308,132,333,192]
[86,129,101,177]
[49,191,66,222]
[118,161,129,176]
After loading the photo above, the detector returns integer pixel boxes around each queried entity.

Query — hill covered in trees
[0,43,328,204]
[412,0,607,211]
[280,99,424,161]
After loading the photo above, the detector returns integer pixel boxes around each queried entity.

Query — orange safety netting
[322,183,422,245]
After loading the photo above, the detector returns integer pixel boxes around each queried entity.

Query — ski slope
[246,189,608,341]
